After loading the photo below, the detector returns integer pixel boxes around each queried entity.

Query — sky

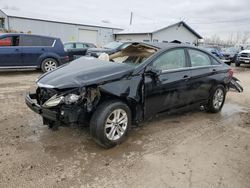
[1,0,250,41]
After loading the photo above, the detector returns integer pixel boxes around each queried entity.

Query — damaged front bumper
[25,93,58,121]
[25,93,87,126]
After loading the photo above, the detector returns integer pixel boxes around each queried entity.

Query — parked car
[86,41,131,57]
[201,46,231,65]
[26,42,243,148]
[236,46,250,67]
[221,47,239,63]
[64,42,96,61]
[0,33,69,72]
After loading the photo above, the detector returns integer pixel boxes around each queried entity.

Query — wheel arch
[97,93,141,125]
[37,53,60,68]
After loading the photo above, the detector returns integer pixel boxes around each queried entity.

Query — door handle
[183,75,190,81]
[212,69,217,74]
[15,48,19,51]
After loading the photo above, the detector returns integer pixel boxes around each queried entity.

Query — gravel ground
[0,66,249,188]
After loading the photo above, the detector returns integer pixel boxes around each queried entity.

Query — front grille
[240,53,250,58]
[36,87,58,105]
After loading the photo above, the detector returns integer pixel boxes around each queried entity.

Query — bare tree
[241,31,250,44]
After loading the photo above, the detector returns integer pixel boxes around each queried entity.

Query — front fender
[99,75,142,102]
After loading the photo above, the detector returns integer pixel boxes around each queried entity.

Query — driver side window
[152,49,186,71]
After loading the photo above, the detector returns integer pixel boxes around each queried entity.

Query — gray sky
[1,0,250,40]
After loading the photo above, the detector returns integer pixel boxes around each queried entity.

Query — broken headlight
[42,93,81,108]
[43,95,64,108]
[64,94,80,105]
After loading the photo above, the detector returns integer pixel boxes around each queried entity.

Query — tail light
[228,68,233,78]
[64,56,69,62]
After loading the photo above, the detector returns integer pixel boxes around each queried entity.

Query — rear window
[188,49,211,67]
[20,35,55,47]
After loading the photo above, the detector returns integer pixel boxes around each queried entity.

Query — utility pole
[130,12,133,25]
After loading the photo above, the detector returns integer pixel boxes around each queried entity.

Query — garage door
[78,29,98,45]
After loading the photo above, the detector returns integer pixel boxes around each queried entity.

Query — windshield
[103,41,123,49]
[203,47,214,52]
[98,43,157,67]
[223,47,237,53]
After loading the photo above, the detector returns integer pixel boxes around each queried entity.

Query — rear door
[0,35,22,67]
[20,35,55,66]
[187,49,215,103]
[144,48,192,117]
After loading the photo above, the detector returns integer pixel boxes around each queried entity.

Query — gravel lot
[0,66,250,188]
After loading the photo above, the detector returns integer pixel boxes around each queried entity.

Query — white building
[0,9,122,46]
[115,21,202,45]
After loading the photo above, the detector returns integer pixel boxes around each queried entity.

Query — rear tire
[90,100,131,148]
[205,85,226,113]
[235,61,241,67]
[41,58,58,72]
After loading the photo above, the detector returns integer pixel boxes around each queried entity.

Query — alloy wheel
[44,60,57,72]
[213,88,224,110]
[105,109,128,141]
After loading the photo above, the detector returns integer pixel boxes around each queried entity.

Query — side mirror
[145,66,162,76]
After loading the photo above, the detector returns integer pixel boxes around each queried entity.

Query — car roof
[0,33,59,40]
[135,42,197,50]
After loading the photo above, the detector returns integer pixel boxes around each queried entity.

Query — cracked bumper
[25,93,58,121]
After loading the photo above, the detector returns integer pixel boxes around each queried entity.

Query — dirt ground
[0,65,250,188]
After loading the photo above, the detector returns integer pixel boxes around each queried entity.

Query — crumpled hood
[239,50,250,54]
[37,57,134,89]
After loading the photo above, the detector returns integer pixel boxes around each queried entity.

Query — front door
[144,48,191,118]
[0,35,22,67]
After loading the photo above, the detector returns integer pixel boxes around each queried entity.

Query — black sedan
[86,41,131,57]
[64,42,96,61]
[25,42,243,148]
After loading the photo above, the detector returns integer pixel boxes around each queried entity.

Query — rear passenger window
[211,58,221,65]
[20,35,54,47]
[189,49,211,67]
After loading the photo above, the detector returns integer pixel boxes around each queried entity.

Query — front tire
[205,85,226,113]
[41,58,58,72]
[90,100,131,148]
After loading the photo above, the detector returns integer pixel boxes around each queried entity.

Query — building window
[0,18,5,29]
[162,41,168,43]
[143,40,150,42]
[153,39,158,42]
